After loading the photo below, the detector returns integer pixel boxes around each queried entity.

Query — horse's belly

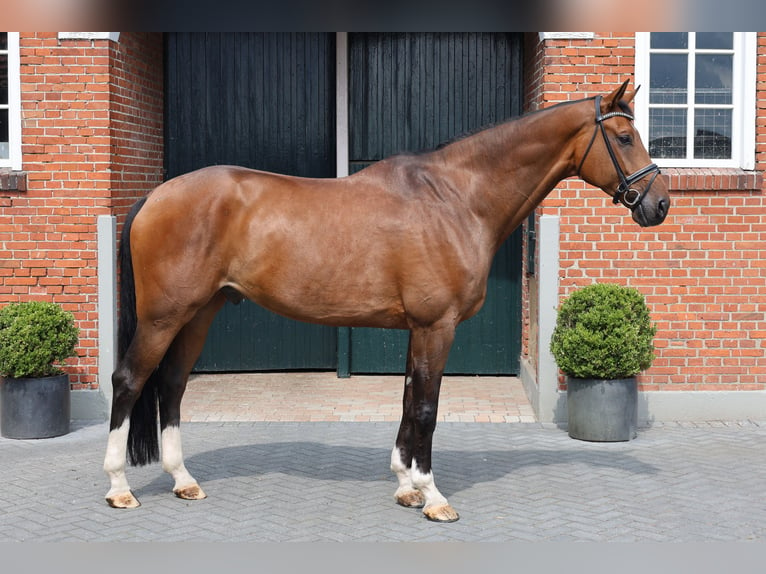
[247,281,408,329]
[230,257,408,329]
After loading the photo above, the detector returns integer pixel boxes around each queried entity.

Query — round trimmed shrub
[550,283,656,379]
[0,301,79,379]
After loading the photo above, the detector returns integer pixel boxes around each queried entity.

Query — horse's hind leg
[157,293,226,500]
[104,324,180,508]
[391,323,459,522]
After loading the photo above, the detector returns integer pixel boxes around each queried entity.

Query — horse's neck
[440,105,583,249]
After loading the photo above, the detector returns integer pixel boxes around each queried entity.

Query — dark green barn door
[347,33,524,374]
[164,33,337,371]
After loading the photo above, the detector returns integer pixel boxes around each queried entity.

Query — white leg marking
[103,420,132,498]
[390,447,426,507]
[411,458,449,509]
[391,446,415,499]
[161,426,200,492]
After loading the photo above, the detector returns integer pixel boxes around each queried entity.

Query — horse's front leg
[391,324,459,522]
[391,332,426,509]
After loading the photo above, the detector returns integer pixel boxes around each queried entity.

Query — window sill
[661,167,762,193]
[0,169,27,192]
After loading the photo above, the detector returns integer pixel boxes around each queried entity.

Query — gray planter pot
[566,376,637,442]
[0,374,71,439]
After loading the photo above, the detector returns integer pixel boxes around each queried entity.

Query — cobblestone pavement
[2,417,764,542]
[180,373,536,423]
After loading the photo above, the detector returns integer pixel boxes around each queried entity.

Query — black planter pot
[566,376,637,442]
[0,374,71,439]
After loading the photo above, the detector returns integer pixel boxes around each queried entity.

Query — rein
[577,95,661,209]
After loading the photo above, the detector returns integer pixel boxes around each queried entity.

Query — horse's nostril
[658,199,669,217]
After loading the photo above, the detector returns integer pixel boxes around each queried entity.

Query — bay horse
[103,81,669,522]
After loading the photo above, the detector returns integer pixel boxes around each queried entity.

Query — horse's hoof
[423,504,459,523]
[106,491,141,509]
[395,489,426,508]
[174,484,207,500]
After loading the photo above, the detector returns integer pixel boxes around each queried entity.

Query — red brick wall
[524,33,766,393]
[0,32,163,388]
[107,33,164,223]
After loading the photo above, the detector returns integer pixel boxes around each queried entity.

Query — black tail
[117,197,161,466]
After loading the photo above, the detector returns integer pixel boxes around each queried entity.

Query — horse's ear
[602,79,631,112]
[623,84,640,104]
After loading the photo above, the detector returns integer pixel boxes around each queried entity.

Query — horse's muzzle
[632,195,670,227]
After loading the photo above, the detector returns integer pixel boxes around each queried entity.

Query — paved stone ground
[1,418,764,542]
[181,373,536,423]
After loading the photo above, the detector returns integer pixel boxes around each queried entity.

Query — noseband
[577,95,661,209]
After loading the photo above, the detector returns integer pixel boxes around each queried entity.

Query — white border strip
[539,32,594,41]
[58,32,120,42]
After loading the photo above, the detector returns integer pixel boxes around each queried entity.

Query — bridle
[577,95,661,209]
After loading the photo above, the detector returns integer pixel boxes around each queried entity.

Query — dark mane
[432,96,633,152]
[435,122,505,150]
[434,98,601,151]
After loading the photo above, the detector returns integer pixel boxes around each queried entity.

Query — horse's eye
[617,134,633,146]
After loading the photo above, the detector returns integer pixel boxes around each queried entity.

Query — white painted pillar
[97,214,117,412]
[536,214,566,423]
[336,32,349,180]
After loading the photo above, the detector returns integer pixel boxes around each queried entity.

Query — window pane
[696,32,732,50]
[650,54,688,104]
[0,54,7,105]
[651,32,688,50]
[649,108,687,159]
[694,108,732,159]
[695,54,732,105]
[0,108,9,159]
[0,33,7,51]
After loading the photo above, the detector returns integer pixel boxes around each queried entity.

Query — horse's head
[575,80,670,227]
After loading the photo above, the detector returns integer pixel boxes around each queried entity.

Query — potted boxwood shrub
[550,283,656,442]
[0,301,79,439]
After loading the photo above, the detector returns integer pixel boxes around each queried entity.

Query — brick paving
[181,372,536,423]
[1,373,765,542]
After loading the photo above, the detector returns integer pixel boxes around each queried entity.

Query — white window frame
[1,32,21,170]
[634,32,756,170]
